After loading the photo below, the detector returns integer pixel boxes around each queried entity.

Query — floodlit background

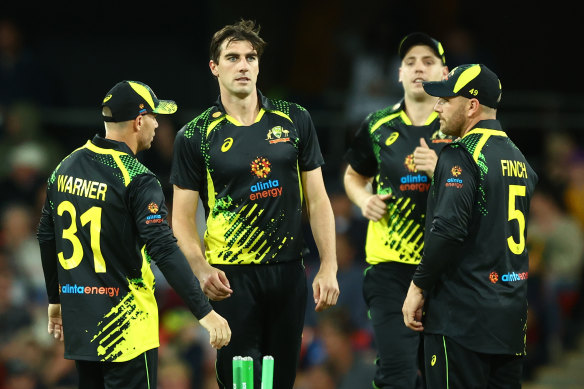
[1,1,583,388]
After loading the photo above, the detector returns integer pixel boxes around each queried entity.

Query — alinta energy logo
[445,165,463,189]
[250,157,283,201]
[489,271,528,284]
[266,126,290,144]
[400,154,430,192]
[60,283,120,297]
[146,202,162,224]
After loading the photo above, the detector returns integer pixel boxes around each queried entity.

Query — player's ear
[467,98,480,117]
[210,60,219,77]
[134,115,143,131]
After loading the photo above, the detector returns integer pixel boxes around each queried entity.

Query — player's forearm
[172,219,209,277]
[343,168,373,209]
[155,246,213,319]
[179,241,209,277]
[39,239,60,304]
[413,231,461,291]
[307,198,337,270]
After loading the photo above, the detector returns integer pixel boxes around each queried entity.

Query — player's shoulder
[439,141,478,171]
[452,130,493,160]
[47,141,94,181]
[442,138,469,154]
[364,101,403,131]
[264,97,309,119]
[180,107,217,139]
[121,154,153,178]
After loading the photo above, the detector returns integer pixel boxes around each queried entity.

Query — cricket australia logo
[266,126,290,144]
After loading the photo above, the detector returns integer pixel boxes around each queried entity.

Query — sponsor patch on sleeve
[146,202,162,224]
[445,165,463,188]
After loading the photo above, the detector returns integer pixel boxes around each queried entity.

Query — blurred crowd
[1,14,584,389]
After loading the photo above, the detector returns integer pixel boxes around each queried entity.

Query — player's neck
[404,97,438,126]
[220,89,260,126]
[461,113,497,138]
[106,134,137,155]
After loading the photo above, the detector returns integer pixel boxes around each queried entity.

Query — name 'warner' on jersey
[37,136,183,362]
[344,101,454,265]
[171,92,324,265]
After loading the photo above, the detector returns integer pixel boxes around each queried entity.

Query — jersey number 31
[57,200,106,273]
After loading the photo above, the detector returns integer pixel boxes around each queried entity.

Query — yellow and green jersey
[345,100,455,265]
[170,92,324,265]
[415,120,538,355]
[37,136,211,362]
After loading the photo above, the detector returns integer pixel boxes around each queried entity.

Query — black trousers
[363,261,422,389]
[212,261,307,389]
[75,348,158,389]
[424,333,524,389]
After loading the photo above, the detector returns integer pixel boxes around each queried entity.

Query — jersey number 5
[57,201,106,272]
[507,185,526,255]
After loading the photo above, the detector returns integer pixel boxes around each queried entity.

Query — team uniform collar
[91,134,136,157]
[470,119,503,132]
[395,99,406,113]
[210,90,275,119]
[462,119,506,140]
[399,99,442,126]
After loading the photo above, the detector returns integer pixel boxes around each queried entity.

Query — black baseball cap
[422,64,502,108]
[101,80,177,122]
[398,32,446,65]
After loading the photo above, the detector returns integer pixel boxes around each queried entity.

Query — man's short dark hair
[209,19,267,64]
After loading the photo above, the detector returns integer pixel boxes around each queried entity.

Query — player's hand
[361,193,391,221]
[48,304,64,342]
[413,138,438,177]
[199,310,231,349]
[312,265,340,312]
[402,281,425,332]
[198,265,233,301]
